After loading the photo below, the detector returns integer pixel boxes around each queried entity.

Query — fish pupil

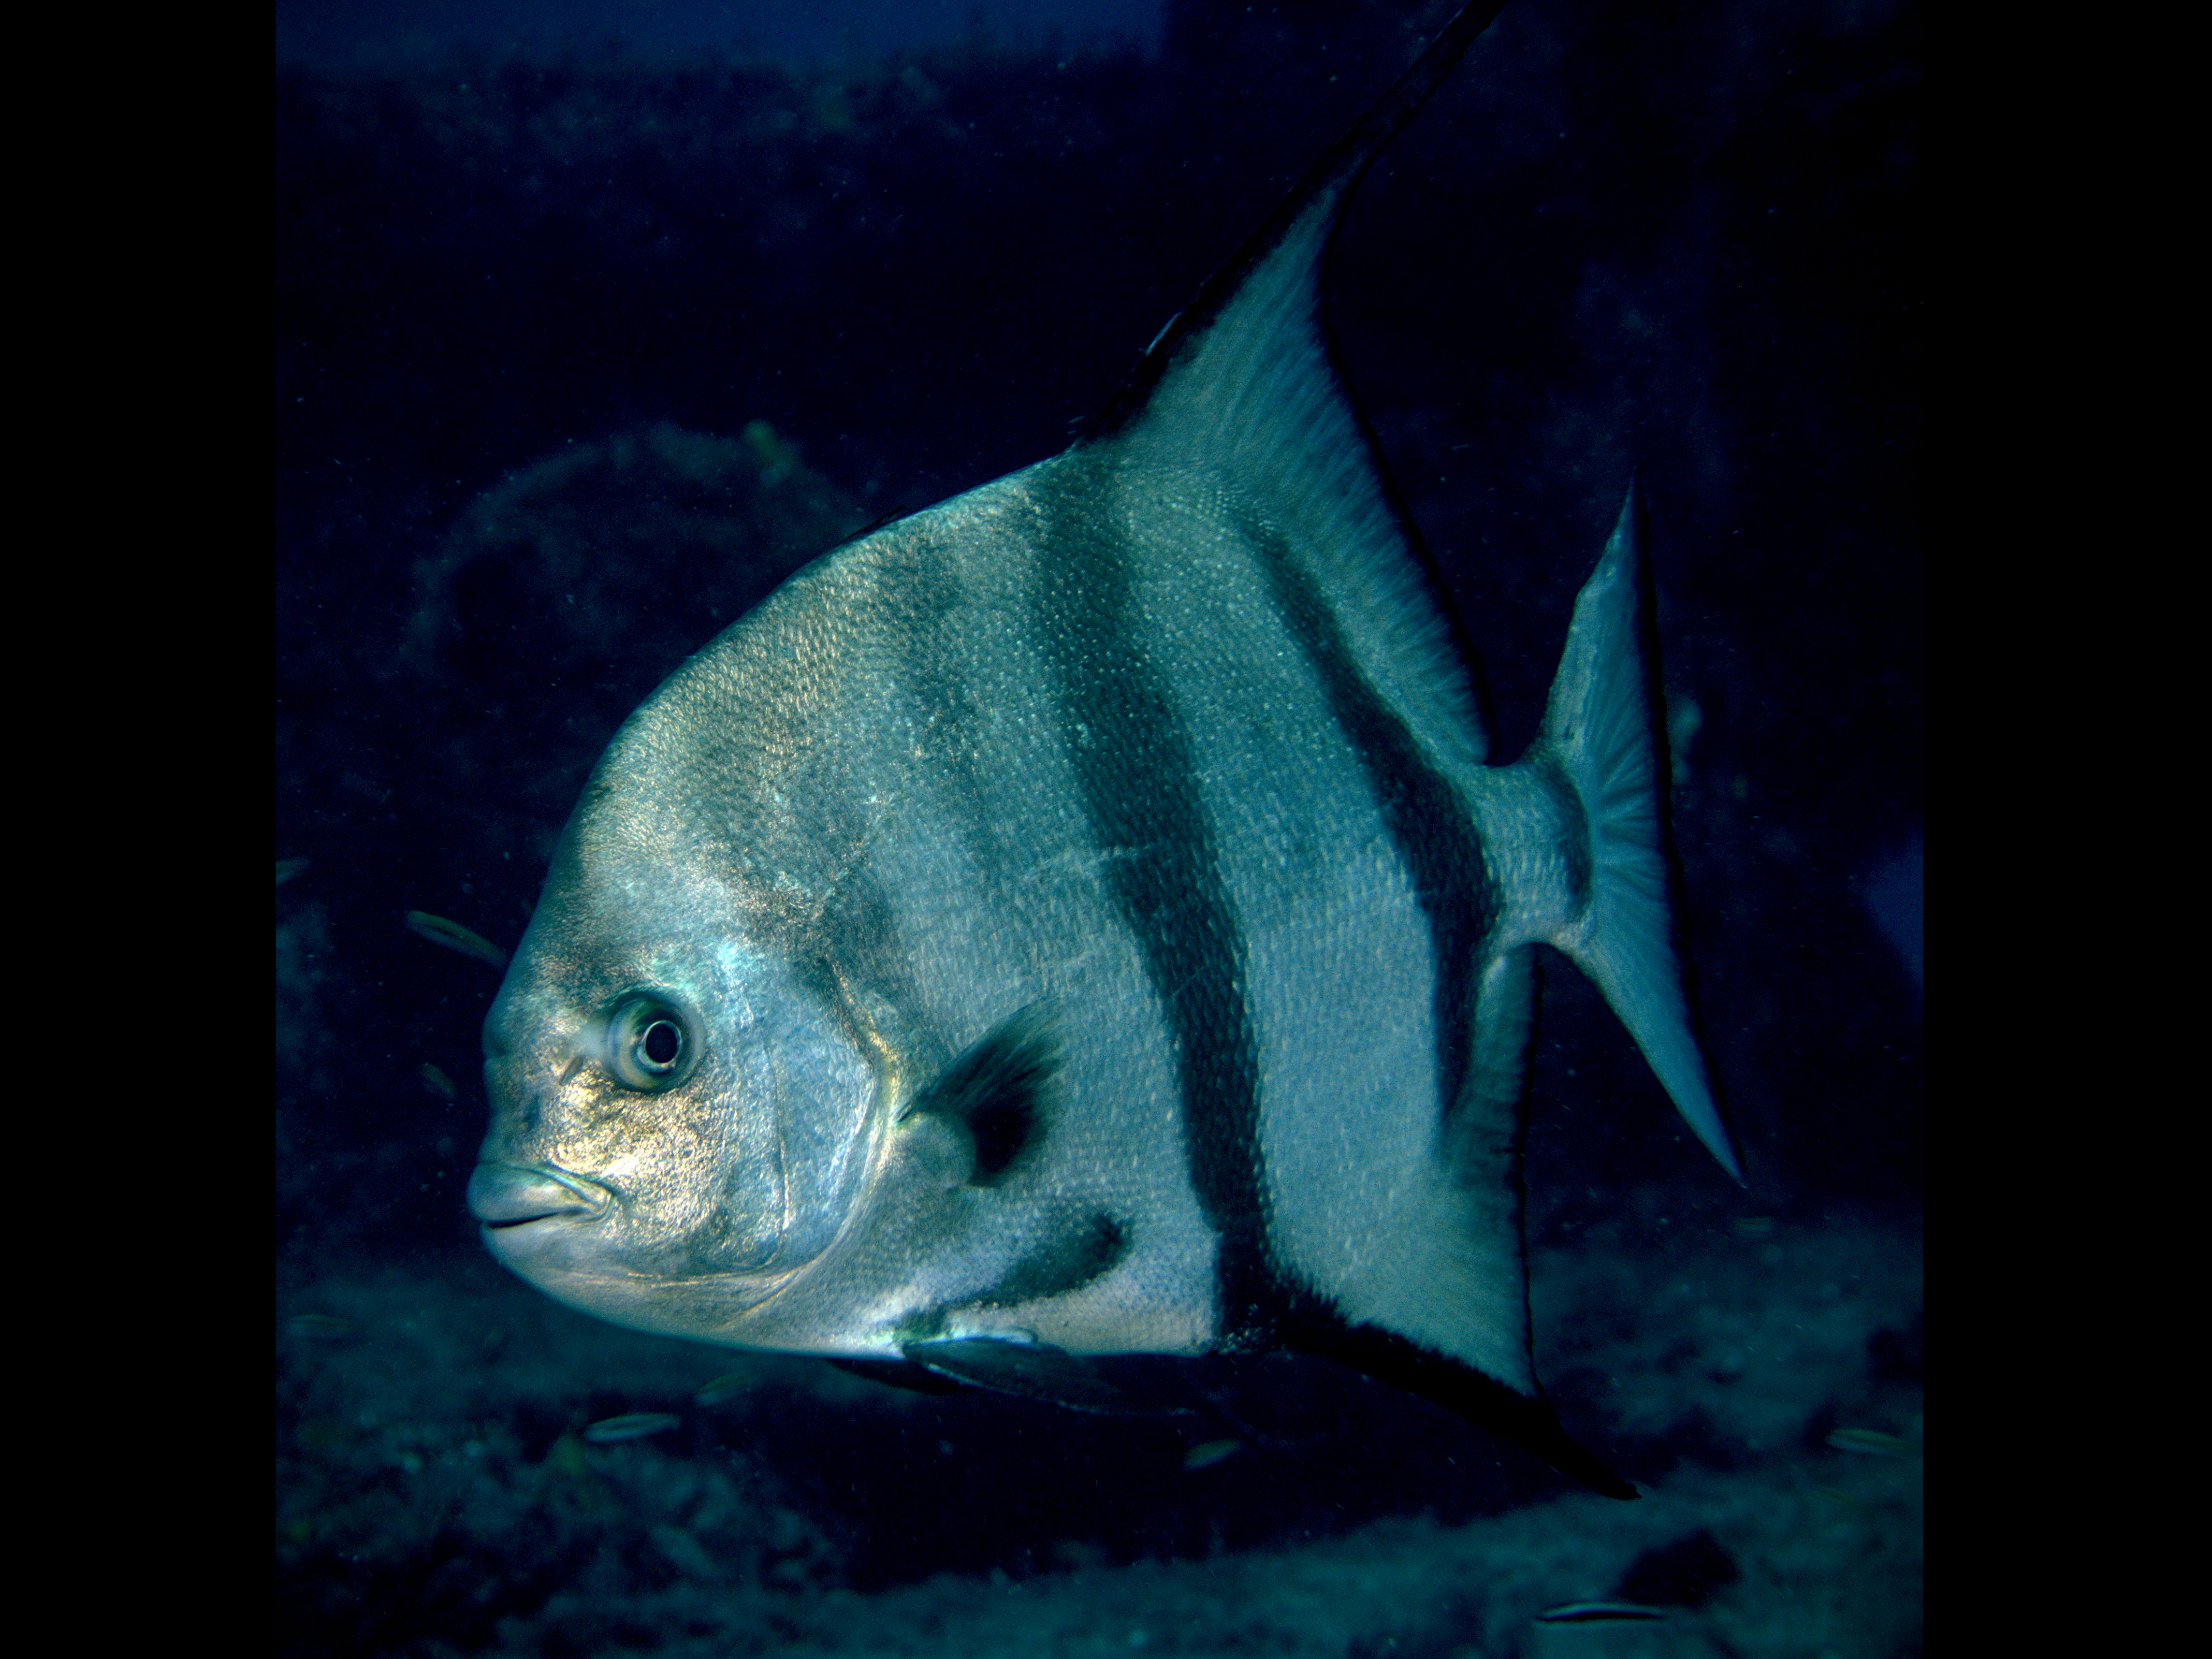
[641,1020,682,1067]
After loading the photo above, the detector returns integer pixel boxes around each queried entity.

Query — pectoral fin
[900,1002,1061,1186]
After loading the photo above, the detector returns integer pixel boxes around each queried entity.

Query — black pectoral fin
[1306,1322,1638,1500]
[901,1002,1060,1186]
[825,1356,970,1397]
[901,1338,1135,1417]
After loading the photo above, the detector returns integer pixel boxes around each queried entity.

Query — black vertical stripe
[1239,511,1499,1143]
[1032,483,1284,1347]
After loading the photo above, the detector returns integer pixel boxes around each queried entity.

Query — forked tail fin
[1539,489,1744,1183]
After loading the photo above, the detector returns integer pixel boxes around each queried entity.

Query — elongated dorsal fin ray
[1081,2,1510,768]
[1541,490,1746,1183]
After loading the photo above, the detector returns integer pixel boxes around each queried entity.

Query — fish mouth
[467,1161,613,1230]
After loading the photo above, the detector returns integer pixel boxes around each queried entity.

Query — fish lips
[466,1158,805,1328]
[467,1161,613,1234]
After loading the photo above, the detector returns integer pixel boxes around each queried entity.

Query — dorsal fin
[1080,1,1511,766]
[1086,1,1509,441]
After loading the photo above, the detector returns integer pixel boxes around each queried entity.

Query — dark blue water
[276,3,1920,1651]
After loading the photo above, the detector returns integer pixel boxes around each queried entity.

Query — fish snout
[467,1162,612,1229]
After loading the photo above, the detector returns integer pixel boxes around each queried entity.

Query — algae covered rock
[399,420,867,871]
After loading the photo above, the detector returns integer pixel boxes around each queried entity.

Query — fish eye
[605,994,699,1091]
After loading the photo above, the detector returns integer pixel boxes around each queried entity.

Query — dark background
[276,0,1918,1626]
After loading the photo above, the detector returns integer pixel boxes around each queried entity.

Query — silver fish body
[467,1,1737,1492]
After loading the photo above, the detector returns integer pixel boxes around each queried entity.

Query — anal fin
[1301,1321,1637,1499]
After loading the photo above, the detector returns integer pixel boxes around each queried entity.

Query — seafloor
[276,1,1920,1652]
[279,1207,1920,1656]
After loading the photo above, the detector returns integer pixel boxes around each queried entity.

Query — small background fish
[276,1,1920,1653]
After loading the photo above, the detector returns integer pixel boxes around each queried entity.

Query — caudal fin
[1540,489,1743,1183]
